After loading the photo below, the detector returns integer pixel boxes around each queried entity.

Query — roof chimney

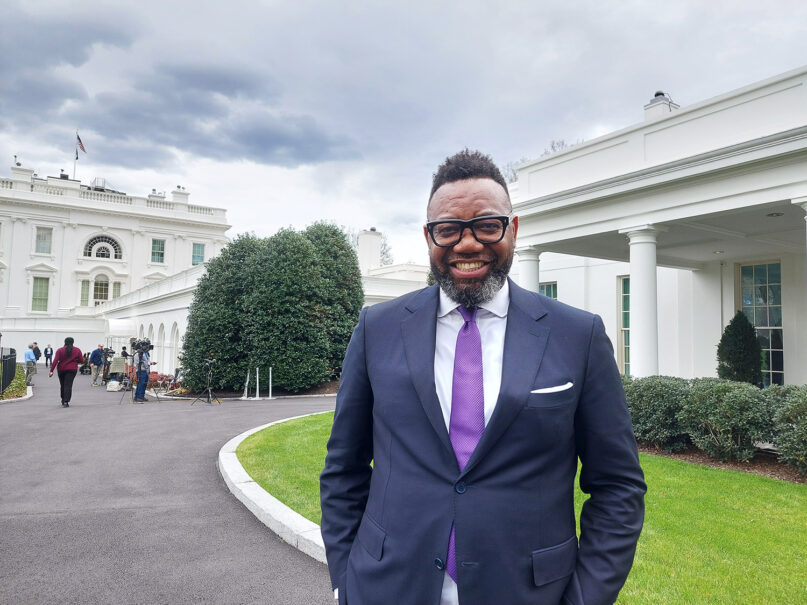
[644,90,680,121]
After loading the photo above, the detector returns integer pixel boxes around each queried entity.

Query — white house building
[4,65,805,386]
[511,65,807,386]
[0,166,230,358]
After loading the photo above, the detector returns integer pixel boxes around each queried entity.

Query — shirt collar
[437,279,510,318]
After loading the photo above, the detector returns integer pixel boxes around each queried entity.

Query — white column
[794,198,807,251]
[621,226,660,377]
[794,199,807,319]
[515,246,542,292]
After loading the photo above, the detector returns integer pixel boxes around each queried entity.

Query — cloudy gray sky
[2,0,806,263]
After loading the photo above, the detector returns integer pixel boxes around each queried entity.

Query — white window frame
[617,275,630,376]
[151,238,166,264]
[34,226,53,255]
[192,242,205,266]
[30,274,52,313]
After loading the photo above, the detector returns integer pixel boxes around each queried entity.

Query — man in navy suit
[321,150,645,605]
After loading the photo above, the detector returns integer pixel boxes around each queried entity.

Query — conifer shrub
[678,378,768,461]
[772,386,807,475]
[623,375,690,452]
[716,311,762,385]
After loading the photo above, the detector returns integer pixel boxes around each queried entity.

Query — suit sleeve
[567,315,646,605]
[320,307,374,600]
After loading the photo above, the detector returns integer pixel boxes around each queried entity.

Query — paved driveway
[0,370,336,604]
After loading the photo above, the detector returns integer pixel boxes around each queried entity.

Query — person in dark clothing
[44,344,54,368]
[33,342,42,362]
[49,337,84,407]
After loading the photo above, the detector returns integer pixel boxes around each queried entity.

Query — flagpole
[73,147,77,180]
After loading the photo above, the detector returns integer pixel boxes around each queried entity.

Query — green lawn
[237,411,807,604]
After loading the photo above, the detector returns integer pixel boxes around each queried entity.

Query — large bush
[772,387,807,475]
[678,378,768,462]
[623,375,690,452]
[181,226,363,393]
[181,234,266,391]
[303,223,364,378]
[716,311,762,385]
[243,229,331,392]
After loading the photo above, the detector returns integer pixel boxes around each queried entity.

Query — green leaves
[180,226,363,393]
[716,311,762,385]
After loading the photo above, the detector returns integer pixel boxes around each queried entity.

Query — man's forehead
[428,178,510,217]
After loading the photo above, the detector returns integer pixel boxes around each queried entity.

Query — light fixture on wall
[713,250,724,255]
[766,212,784,217]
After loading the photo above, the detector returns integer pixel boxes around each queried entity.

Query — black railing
[1,348,18,395]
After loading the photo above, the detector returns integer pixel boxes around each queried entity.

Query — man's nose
[453,226,483,251]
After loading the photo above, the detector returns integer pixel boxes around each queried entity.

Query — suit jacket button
[455,481,466,494]
[434,557,445,570]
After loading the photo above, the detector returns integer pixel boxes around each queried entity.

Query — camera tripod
[191,364,220,405]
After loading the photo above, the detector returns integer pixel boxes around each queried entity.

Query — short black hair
[429,149,510,203]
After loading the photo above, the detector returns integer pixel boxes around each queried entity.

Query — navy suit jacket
[320,280,645,605]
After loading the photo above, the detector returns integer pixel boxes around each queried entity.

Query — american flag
[76,132,86,153]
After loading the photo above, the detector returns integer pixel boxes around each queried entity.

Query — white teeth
[455,262,483,271]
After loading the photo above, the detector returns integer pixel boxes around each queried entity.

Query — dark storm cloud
[63,62,357,169]
[0,74,88,129]
[0,2,139,143]
[0,2,137,72]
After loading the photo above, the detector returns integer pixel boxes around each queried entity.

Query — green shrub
[761,384,801,442]
[624,375,690,452]
[243,229,332,392]
[678,378,768,462]
[716,311,762,385]
[772,387,807,475]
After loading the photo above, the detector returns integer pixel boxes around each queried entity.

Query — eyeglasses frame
[425,214,512,248]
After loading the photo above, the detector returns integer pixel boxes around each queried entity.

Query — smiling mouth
[454,261,485,271]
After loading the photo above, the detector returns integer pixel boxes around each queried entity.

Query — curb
[217,412,331,564]
[0,386,34,405]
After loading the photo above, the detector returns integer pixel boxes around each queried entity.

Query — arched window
[84,236,122,259]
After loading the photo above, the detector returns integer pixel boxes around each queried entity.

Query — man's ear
[423,224,432,247]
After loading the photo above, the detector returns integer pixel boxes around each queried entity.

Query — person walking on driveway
[33,342,42,364]
[44,344,54,368]
[49,337,84,407]
[24,344,37,386]
[89,344,104,386]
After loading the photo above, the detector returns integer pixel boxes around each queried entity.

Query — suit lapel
[401,286,454,457]
[462,281,550,476]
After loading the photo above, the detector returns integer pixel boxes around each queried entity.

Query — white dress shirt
[434,281,510,605]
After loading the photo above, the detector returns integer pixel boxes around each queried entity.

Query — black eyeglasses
[426,215,511,247]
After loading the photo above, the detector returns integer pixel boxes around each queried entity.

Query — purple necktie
[446,306,484,582]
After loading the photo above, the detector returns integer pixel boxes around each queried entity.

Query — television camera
[131,338,154,353]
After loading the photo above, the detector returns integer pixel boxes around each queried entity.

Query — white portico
[512,66,807,385]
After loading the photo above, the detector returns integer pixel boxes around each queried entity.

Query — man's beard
[430,255,512,308]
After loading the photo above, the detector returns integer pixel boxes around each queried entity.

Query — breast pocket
[526,382,576,409]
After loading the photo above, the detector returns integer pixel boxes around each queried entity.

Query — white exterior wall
[0,166,230,357]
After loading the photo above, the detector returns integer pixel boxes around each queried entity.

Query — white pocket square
[531,381,573,394]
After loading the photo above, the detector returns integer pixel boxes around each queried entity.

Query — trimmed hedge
[623,376,806,472]
[623,375,689,452]
[678,378,769,462]
[772,388,807,474]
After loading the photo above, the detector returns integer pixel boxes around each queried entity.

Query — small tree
[716,311,762,385]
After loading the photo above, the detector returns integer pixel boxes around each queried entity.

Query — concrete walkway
[0,370,336,604]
